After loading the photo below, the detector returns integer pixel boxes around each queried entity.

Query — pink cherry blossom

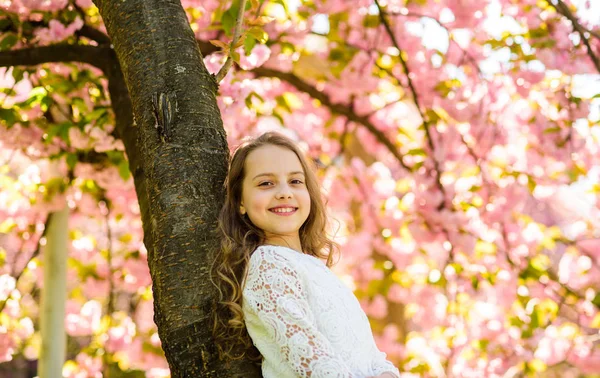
[1,0,599,375]
[35,18,84,45]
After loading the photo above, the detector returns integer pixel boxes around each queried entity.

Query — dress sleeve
[370,349,400,378]
[243,247,355,378]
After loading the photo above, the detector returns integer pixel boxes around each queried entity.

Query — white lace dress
[242,245,400,378]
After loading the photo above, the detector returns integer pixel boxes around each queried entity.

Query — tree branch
[216,0,248,82]
[195,39,411,170]
[252,66,411,171]
[548,0,600,73]
[0,44,112,71]
[374,0,447,210]
[76,25,112,45]
[0,43,136,177]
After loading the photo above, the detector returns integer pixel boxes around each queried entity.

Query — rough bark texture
[91,1,261,376]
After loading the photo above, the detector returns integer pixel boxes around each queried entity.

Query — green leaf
[47,121,72,142]
[222,8,236,36]
[474,339,489,350]
[411,161,424,171]
[66,153,78,170]
[244,35,257,55]
[363,14,380,28]
[19,86,47,107]
[280,41,296,54]
[118,159,131,181]
[407,148,427,156]
[434,79,461,98]
[0,108,17,126]
[69,258,102,280]
[43,177,68,198]
[530,306,541,329]
[275,95,293,113]
[0,18,13,31]
[521,327,533,339]
[85,107,108,122]
[247,26,268,44]
[0,33,18,51]
[0,220,16,233]
[543,126,561,134]
[471,276,479,289]
[231,50,241,63]
[245,91,264,108]
[11,67,24,83]
[329,48,348,61]
[40,96,53,112]
[327,47,357,78]
[519,258,545,280]
[527,175,537,193]
[106,150,125,165]
[271,111,284,125]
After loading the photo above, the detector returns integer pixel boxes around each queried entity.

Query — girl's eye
[258,180,303,186]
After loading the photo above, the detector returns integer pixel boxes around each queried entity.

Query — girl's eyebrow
[252,171,305,180]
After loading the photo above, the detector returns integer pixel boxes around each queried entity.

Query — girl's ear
[240,204,246,215]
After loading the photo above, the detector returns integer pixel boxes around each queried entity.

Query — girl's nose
[276,184,292,199]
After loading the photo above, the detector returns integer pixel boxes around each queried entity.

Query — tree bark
[91,1,260,376]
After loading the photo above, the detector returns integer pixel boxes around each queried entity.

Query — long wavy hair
[210,131,339,361]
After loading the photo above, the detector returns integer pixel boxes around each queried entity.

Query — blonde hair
[210,131,339,361]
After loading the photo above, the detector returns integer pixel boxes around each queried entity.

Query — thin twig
[548,0,600,73]
[388,10,484,77]
[549,0,600,40]
[373,0,447,210]
[216,0,248,82]
[200,37,413,171]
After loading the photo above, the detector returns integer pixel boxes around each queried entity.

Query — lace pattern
[242,245,400,378]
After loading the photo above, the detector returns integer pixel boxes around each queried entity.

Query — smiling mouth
[269,207,298,214]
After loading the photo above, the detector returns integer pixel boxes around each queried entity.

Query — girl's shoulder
[246,245,308,282]
[251,244,326,269]
[250,244,307,265]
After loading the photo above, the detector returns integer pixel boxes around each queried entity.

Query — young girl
[211,132,399,378]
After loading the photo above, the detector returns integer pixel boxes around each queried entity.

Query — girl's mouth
[269,207,298,216]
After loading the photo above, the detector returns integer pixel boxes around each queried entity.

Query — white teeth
[271,208,296,213]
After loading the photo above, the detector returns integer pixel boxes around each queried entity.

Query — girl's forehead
[245,145,304,175]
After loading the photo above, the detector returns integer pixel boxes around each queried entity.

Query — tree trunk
[91,1,261,376]
[38,207,68,378]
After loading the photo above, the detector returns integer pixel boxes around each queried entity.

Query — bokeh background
[1,0,599,377]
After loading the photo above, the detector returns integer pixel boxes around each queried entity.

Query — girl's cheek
[252,194,269,211]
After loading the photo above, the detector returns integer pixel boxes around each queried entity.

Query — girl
[211,132,399,378]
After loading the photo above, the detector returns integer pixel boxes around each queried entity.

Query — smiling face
[240,144,311,251]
